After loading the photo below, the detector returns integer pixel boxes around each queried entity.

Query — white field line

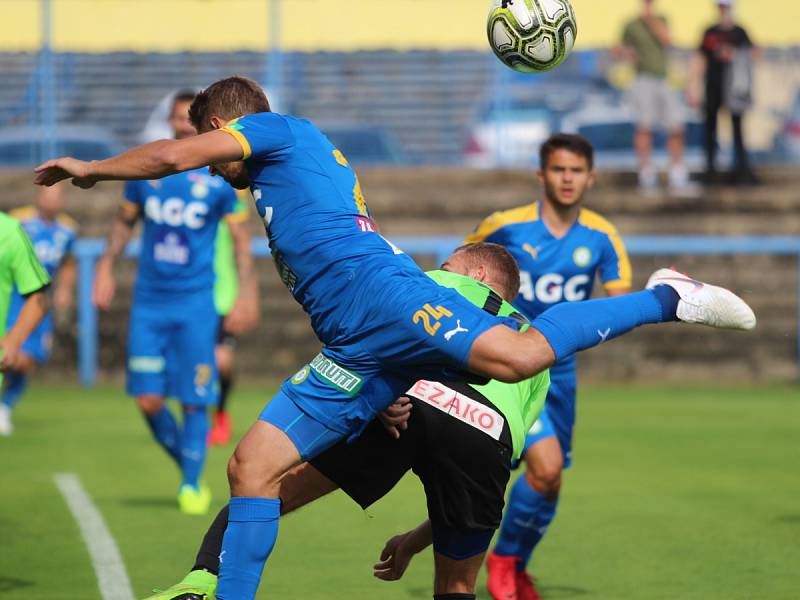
[54,473,136,600]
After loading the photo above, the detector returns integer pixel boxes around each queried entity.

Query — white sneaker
[0,404,13,436]
[668,164,702,198]
[646,268,756,331]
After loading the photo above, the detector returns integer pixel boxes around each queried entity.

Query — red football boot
[516,570,543,600]
[486,551,519,600]
[208,411,232,446]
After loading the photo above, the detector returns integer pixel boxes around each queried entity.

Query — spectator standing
[619,0,694,195]
[690,0,759,185]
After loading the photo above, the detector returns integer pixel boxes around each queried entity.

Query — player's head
[442,242,521,301]
[537,133,595,209]
[169,90,198,140]
[189,76,270,133]
[716,0,733,22]
[34,181,65,219]
[189,76,271,189]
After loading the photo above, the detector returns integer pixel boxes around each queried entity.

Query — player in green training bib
[0,212,51,435]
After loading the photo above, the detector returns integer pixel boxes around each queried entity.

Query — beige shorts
[628,74,685,131]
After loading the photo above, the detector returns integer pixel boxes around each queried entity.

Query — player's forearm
[5,290,49,345]
[87,140,185,182]
[102,217,135,263]
[232,224,258,298]
[404,520,433,554]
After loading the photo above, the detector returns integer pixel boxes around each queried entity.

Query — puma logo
[444,320,469,341]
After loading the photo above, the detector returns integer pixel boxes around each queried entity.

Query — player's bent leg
[524,437,563,501]
[432,551,485,598]
[430,522,493,598]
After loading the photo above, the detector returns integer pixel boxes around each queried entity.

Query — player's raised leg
[468,275,755,383]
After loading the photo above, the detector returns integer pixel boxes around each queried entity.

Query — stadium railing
[74,235,800,386]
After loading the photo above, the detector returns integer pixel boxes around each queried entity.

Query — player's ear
[209,116,225,130]
[536,168,545,186]
[586,170,597,189]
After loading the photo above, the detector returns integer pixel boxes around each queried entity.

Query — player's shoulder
[8,205,37,223]
[472,203,540,237]
[55,212,79,233]
[577,208,620,237]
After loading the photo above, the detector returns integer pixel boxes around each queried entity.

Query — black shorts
[216,320,237,348]
[309,380,513,534]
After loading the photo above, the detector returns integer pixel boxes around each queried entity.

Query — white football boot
[646,268,756,331]
[0,403,12,436]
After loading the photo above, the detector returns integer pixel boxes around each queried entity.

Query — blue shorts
[126,290,219,407]
[522,368,576,468]
[261,269,518,461]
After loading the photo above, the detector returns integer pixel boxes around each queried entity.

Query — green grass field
[1,382,798,599]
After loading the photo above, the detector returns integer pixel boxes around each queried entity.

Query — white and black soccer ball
[487,0,577,73]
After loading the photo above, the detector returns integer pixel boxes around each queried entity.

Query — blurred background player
[208,191,251,446]
[617,0,694,195]
[0,211,51,433]
[466,134,632,600]
[91,91,258,514]
[0,184,76,436]
[689,0,760,185]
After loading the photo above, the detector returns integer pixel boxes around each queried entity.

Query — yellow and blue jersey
[466,201,631,463]
[465,202,631,320]
[219,112,414,344]
[124,169,243,297]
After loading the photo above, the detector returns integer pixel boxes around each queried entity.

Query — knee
[527,461,562,498]
[226,445,278,497]
[136,395,164,416]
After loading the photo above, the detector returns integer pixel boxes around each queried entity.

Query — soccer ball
[487,0,577,73]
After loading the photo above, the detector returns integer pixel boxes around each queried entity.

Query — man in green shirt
[0,212,51,433]
[618,0,693,195]
[144,242,550,600]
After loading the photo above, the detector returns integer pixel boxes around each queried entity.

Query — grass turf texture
[0,383,798,599]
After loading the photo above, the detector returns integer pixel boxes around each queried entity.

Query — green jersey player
[0,212,51,434]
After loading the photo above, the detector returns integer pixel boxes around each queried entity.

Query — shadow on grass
[775,513,800,524]
[0,576,35,593]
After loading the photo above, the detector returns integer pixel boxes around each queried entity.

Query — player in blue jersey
[90,91,259,514]
[34,76,756,600]
[466,134,631,600]
[0,183,77,436]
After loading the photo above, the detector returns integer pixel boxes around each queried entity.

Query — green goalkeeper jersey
[213,194,249,316]
[426,270,550,458]
[0,212,50,383]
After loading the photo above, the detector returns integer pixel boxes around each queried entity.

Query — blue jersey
[124,169,241,297]
[8,206,77,279]
[220,112,419,344]
[465,201,631,376]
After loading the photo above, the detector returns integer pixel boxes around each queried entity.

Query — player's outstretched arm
[33,130,245,188]
[373,520,433,582]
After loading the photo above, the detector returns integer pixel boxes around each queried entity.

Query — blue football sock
[216,497,281,600]
[143,405,181,465]
[1,371,28,409]
[180,408,209,488]
[532,289,677,362]
[494,475,558,571]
